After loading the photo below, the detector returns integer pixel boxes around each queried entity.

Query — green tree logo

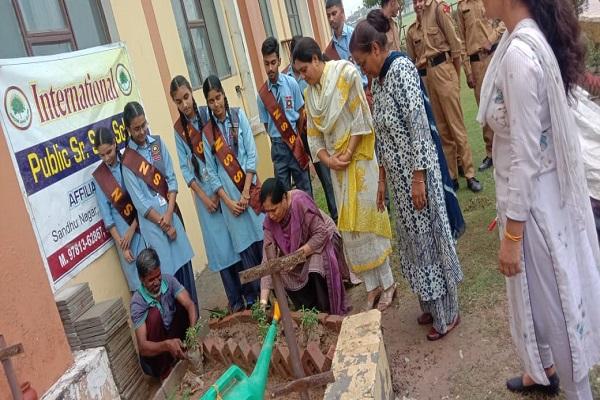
[11,96,26,116]
[119,70,129,87]
[4,86,32,130]
[115,64,132,96]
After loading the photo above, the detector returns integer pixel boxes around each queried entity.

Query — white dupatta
[477,19,589,225]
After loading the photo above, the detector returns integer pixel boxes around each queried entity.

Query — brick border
[203,310,343,379]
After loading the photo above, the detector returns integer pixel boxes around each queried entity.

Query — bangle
[412,180,425,183]
[242,193,250,200]
[504,231,523,242]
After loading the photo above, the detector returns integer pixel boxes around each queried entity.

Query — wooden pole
[0,335,23,400]
[271,272,309,400]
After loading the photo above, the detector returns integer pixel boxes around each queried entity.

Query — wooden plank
[239,250,305,284]
[0,343,24,360]
[270,371,335,398]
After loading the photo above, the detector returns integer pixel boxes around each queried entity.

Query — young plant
[251,302,270,340]
[299,306,319,337]
[184,320,203,352]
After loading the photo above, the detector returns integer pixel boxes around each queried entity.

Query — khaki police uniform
[406,21,428,86]
[418,0,476,180]
[387,16,402,51]
[457,0,505,158]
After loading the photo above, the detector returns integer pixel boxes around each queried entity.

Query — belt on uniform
[427,51,450,68]
[469,42,499,63]
[418,68,427,77]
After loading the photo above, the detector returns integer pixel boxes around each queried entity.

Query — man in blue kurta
[131,248,197,379]
[257,36,312,195]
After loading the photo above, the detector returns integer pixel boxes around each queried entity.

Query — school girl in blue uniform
[202,75,264,308]
[169,75,248,312]
[93,127,146,292]
[120,101,198,310]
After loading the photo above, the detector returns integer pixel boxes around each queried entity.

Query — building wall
[0,0,321,395]
[0,125,73,400]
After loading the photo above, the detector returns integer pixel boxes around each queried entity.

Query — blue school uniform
[257,73,304,139]
[94,160,145,291]
[203,109,264,254]
[122,135,194,276]
[257,73,312,194]
[174,112,241,272]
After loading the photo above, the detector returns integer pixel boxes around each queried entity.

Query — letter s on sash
[153,172,161,186]
[124,203,133,217]
[233,170,243,184]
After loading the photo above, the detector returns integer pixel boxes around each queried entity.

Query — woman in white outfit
[478,0,600,398]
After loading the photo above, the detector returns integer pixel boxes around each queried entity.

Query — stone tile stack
[74,298,145,400]
[54,283,94,351]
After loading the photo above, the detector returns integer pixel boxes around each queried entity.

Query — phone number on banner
[47,221,111,281]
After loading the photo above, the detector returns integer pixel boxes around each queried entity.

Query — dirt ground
[194,219,600,400]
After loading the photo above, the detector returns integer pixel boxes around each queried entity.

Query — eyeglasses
[130,120,148,134]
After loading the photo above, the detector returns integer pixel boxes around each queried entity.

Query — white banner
[0,43,141,289]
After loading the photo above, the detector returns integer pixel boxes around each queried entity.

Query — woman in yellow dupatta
[292,37,396,311]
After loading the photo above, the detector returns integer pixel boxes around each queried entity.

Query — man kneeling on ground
[131,248,197,379]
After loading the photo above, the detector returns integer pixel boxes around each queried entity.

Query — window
[284,0,302,37]
[1,0,110,58]
[258,0,275,38]
[172,0,231,89]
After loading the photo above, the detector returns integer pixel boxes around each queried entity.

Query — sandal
[417,312,433,325]
[377,283,397,312]
[364,287,383,311]
[426,314,460,341]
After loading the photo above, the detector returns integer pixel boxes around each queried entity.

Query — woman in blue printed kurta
[120,101,198,310]
[202,75,264,307]
[93,127,145,292]
[170,75,246,312]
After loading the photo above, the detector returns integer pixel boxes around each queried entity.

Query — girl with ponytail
[477,0,600,398]
[120,101,198,310]
[170,75,246,313]
[92,127,145,292]
[201,75,264,308]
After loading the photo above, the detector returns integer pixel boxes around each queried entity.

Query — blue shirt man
[257,36,312,195]
[325,0,368,87]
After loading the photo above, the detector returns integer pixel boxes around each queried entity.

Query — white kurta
[485,27,600,386]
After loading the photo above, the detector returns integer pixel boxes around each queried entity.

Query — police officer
[381,0,403,51]
[409,0,482,192]
[406,9,429,86]
[457,0,505,171]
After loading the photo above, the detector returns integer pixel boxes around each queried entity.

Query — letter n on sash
[139,161,150,176]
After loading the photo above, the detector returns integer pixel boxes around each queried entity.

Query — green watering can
[200,302,280,400]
